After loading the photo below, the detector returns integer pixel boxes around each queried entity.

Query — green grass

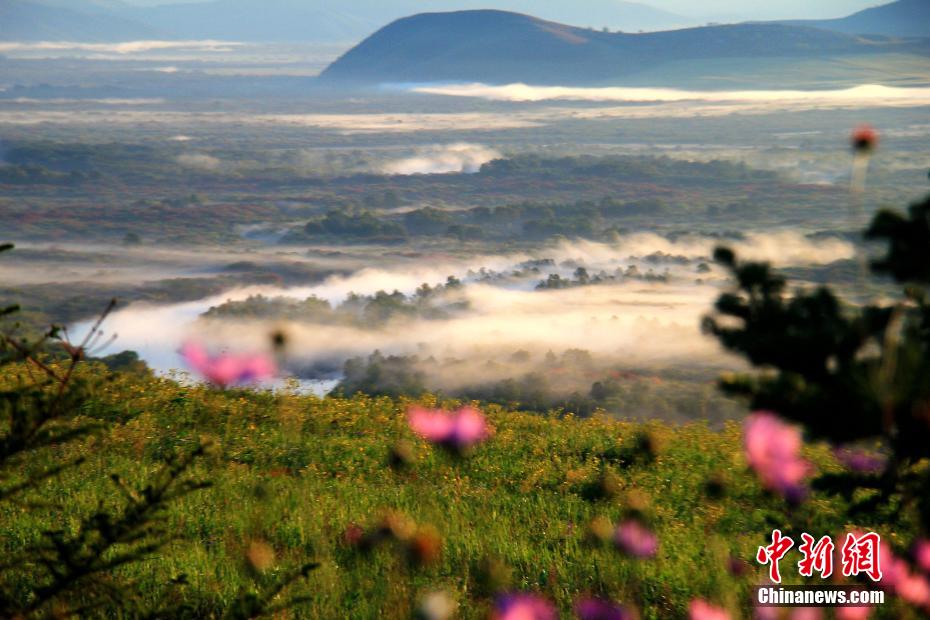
[0,365,920,618]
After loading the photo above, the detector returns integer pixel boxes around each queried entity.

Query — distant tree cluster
[202,277,467,327]
[334,348,741,423]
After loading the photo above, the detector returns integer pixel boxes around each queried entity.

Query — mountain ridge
[1,0,692,43]
[320,9,930,86]
[777,0,930,37]
[0,0,158,41]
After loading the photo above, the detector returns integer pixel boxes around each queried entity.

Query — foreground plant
[0,244,315,617]
[704,191,930,613]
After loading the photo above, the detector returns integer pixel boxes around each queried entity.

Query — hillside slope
[0,362,872,617]
[320,10,929,85]
[0,0,690,44]
[0,0,157,41]
[780,0,930,38]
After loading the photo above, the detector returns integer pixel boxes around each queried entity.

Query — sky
[654,0,881,20]
[116,0,884,22]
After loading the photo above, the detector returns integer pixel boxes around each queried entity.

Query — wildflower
[416,591,457,620]
[408,405,487,451]
[689,599,730,620]
[378,510,417,542]
[835,607,871,620]
[744,412,811,502]
[575,597,635,620]
[727,556,751,577]
[245,540,275,572]
[585,516,615,546]
[614,520,658,558]
[180,341,276,387]
[758,607,848,620]
[388,440,415,470]
[913,539,930,573]
[342,523,365,547]
[475,556,513,595]
[582,469,623,501]
[851,124,879,154]
[494,593,557,620]
[408,525,443,566]
[879,538,930,606]
[833,447,887,475]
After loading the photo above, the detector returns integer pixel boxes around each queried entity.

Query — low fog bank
[381,143,502,175]
[71,230,854,404]
[412,83,930,105]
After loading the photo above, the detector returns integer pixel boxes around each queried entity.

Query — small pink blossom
[494,593,557,620]
[789,609,822,620]
[180,341,276,387]
[689,599,730,620]
[744,412,812,501]
[408,406,487,450]
[614,520,658,558]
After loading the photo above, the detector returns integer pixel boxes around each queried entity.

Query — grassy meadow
[0,362,915,618]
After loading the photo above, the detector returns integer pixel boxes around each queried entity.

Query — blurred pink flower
[914,539,930,573]
[408,405,487,450]
[790,609,822,620]
[689,599,730,620]
[879,539,930,607]
[494,593,557,620]
[180,341,276,387]
[833,447,887,475]
[898,574,930,607]
[574,597,634,620]
[753,605,779,620]
[744,412,811,501]
[835,607,871,620]
[614,520,658,558]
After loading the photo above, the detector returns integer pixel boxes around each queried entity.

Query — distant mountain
[0,0,691,44]
[127,0,691,42]
[416,1,691,33]
[320,10,929,85]
[779,0,930,38]
[0,0,157,41]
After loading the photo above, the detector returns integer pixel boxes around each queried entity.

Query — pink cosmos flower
[494,593,557,620]
[180,341,276,387]
[879,539,930,607]
[574,597,634,620]
[789,609,822,620]
[913,539,930,573]
[744,412,812,501]
[689,599,730,620]
[614,520,658,558]
[408,405,487,450]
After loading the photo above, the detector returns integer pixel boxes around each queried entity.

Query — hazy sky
[119,0,884,21]
[654,0,880,20]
